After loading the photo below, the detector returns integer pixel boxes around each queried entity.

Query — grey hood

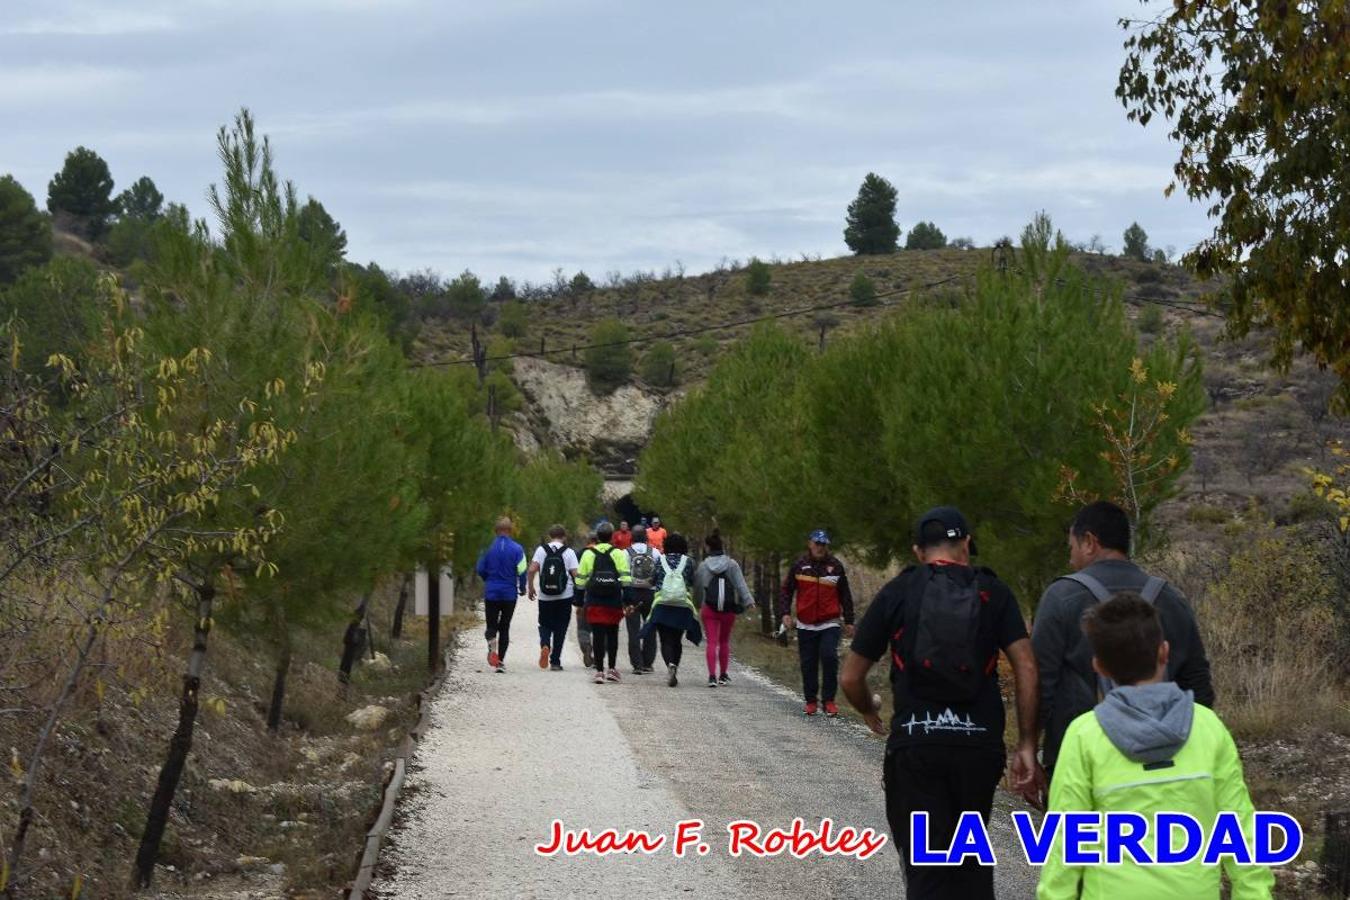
[1093,682,1194,764]
[702,554,732,574]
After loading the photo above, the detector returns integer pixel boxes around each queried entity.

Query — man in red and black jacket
[777,529,854,716]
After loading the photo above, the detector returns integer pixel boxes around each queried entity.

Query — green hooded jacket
[1038,685,1274,900]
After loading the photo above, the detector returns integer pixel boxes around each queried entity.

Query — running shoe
[804,701,818,716]
[487,641,500,670]
[605,668,621,683]
[495,664,505,674]
[718,673,730,686]
[582,649,594,668]
[707,677,717,689]
[667,664,679,687]
[539,645,550,669]
[593,671,605,684]
[550,663,563,671]
[824,701,839,717]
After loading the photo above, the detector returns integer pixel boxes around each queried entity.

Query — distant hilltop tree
[117,176,164,221]
[47,146,117,240]
[297,196,347,267]
[745,257,772,296]
[1122,222,1150,261]
[569,270,595,294]
[844,172,900,255]
[905,221,947,250]
[0,175,53,284]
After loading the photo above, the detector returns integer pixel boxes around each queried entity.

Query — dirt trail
[374,605,1036,898]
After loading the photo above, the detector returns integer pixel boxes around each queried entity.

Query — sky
[1,0,1209,284]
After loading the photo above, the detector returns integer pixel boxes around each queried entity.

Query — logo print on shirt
[899,708,987,735]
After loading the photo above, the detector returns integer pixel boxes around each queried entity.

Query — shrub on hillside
[0,175,52,283]
[849,271,878,307]
[905,221,947,250]
[585,318,632,394]
[745,258,771,296]
[1137,303,1164,334]
[498,300,528,338]
[641,341,679,387]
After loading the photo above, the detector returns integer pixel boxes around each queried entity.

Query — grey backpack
[1061,571,1165,698]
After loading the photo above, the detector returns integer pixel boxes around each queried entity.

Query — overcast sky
[2,0,1207,283]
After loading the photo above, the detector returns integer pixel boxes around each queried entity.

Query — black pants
[655,624,684,666]
[484,600,516,661]
[883,744,1005,900]
[537,601,571,666]
[625,595,654,669]
[797,627,840,702]
[591,624,619,671]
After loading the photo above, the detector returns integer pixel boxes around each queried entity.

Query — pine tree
[0,175,52,284]
[116,176,164,221]
[843,173,900,255]
[905,221,947,250]
[297,196,347,266]
[1122,222,1150,261]
[46,146,117,240]
[585,318,632,394]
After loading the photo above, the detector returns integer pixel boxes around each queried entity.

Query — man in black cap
[841,506,1038,900]
[778,529,854,716]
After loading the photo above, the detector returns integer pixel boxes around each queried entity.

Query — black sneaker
[667,664,678,687]
[494,664,505,674]
[550,663,563,671]
[718,673,730,686]
[707,677,718,689]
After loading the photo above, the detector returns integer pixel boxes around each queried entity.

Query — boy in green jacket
[1038,593,1274,900]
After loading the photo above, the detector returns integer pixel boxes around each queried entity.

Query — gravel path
[374,605,1037,899]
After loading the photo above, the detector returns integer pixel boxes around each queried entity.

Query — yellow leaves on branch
[1304,441,1350,535]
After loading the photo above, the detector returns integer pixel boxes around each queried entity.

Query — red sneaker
[538,645,550,669]
[488,646,500,669]
[804,701,818,716]
[824,701,839,717]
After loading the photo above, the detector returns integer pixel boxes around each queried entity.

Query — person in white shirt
[527,524,581,671]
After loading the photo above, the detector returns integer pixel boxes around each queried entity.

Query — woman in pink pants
[694,533,755,688]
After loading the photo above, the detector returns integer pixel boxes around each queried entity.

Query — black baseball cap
[914,506,978,555]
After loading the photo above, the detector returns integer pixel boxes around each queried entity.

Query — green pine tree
[0,175,52,284]
[46,146,117,240]
[843,173,900,255]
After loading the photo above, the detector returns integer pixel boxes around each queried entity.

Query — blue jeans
[797,627,840,702]
[537,600,572,665]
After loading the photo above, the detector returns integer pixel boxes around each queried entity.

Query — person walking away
[841,506,1038,900]
[475,516,527,673]
[575,523,632,684]
[1033,500,1214,791]
[1037,593,1272,899]
[612,520,633,551]
[573,532,597,668]
[624,524,660,673]
[646,517,668,553]
[777,530,854,716]
[528,524,580,671]
[694,532,754,687]
[640,533,702,687]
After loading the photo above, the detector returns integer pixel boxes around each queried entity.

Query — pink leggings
[701,606,738,677]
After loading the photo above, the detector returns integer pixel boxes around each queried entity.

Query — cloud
[0,65,140,104]
[1,6,181,35]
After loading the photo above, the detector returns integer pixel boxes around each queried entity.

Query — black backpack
[539,544,569,597]
[893,566,988,703]
[706,570,739,613]
[586,549,622,601]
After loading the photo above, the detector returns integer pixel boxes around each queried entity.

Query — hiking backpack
[1060,571,1166,697]
[539,544,569,597]
[657,556,690,605]
[706,570,739,613]
[585,549,622,601]
[628,547,657,588]
[892,565,989,704]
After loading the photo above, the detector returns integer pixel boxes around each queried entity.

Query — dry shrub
[1189,526,1349,736]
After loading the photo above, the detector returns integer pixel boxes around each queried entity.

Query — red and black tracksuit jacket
[777,554,854,625]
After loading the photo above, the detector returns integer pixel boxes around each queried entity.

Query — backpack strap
[1139,575,1166,604]
[1060,571,1112,602]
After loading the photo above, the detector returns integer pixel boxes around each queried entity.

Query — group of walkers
[478,499,1274,899]
[835,501,1270,900]
[475,516,754,688]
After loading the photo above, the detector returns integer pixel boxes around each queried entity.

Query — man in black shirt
[842,507,1038,900]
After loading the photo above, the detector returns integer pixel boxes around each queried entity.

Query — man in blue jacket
[476,516,527,673]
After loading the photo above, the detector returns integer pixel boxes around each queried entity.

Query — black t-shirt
[850,562,1028,752]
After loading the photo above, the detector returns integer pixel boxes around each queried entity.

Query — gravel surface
[374,606,1037,899]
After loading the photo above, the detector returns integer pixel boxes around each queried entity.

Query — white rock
[345,704,390,731]
[208,778,257,794]
[368,651,393,671]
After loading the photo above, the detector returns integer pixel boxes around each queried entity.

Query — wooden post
[427,563,441,672]
[1323,810,1350,897]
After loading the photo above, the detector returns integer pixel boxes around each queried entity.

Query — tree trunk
[390,574,410,639]
[4,620,100,897]
[427,563,441,672]
[266,631,291,734]
[338,594,370,689]
[133,583,214,889]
